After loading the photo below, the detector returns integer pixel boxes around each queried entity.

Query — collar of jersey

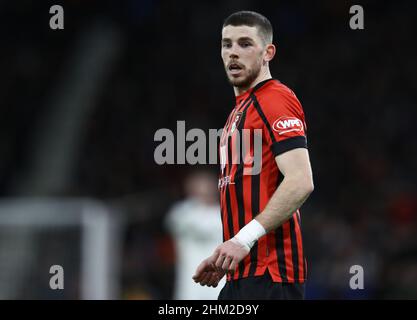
[235,78,275,104]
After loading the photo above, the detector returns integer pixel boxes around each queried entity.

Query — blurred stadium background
[0,0,416,299]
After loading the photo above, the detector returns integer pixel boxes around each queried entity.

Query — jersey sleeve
[254,88,308,157]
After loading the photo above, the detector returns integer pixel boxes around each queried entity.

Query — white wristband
[231,219,266,251]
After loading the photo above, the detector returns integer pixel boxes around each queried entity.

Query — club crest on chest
[230,111,243,134]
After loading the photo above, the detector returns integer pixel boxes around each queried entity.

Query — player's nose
[229,52,239,60]
[229,43,239,58]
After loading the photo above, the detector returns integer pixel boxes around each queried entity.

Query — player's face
[221,25,265,89]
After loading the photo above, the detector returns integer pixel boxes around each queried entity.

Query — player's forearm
[255,175,314,232]
[231,174,313,251]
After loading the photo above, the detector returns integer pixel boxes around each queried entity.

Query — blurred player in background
[193,11,314,300]
[165,170,224,299]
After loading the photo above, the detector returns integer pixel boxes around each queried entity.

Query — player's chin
[228,75,248,87]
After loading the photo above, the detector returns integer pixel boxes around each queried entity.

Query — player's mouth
[228,62,244,76]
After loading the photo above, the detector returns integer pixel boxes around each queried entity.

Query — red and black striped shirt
[218,78,308,283]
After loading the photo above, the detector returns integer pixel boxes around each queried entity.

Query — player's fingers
[193,259,210,281]
[221,255,232,272]
[192,270,203,282]
[207,249,220,267]
[215,254,226,270]
[193,270,207,283]
[209,261,217,273]
[192,270,200,281]
[199,272,213,286]
[205,272,218,287]
[209,270,224,287]
[228,259,238,275]
[204,250,220,273]
[210,248,220,264]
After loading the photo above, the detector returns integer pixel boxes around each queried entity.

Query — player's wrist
[231,219,266,251]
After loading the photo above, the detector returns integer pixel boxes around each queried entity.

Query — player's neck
[233,68,272,97]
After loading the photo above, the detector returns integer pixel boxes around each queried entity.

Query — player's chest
[220,105,262,145]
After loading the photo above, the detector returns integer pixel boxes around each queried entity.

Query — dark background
[0,0,416,299]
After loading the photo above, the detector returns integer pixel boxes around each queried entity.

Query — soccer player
[192,11,314,300]
[165,171,225,299]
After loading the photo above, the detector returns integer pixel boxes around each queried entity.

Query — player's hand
[192,257,225,287]
[212,239,250,275]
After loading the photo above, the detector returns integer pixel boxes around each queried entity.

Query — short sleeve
[253,88,308,157]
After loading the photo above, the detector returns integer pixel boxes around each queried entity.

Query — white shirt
[165,199,225,300]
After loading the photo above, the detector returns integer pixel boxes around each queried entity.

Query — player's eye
[222,42,232,48]
[240,42,251,48]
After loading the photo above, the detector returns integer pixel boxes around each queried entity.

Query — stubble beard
[227,62,262,90]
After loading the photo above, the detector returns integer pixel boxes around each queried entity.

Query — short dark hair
[222,11,273,44]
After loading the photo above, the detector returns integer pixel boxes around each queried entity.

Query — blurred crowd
[0,0,416,299]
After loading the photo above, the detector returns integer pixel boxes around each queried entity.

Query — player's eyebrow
[222,36,255,43]
[237,37,254,42]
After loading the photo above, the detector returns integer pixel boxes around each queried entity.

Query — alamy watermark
[154,121,263,176]
[349,5,364,30]
[349,264,364,290]
[49,5,64,30]
[49,265,64,290]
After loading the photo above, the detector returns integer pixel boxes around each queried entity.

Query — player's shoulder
[257,79,299,101]
[255,79,303,112]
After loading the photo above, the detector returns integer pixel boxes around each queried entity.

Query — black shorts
[218,270,305,300]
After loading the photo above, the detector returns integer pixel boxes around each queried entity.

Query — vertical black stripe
[225,135,234,240]
[304,258,307,280]
[252,95,277,144]
[289,217,299,281]
[225,188,234,239]
[234,108,248,277]
[220,204,225,243]
[248,172,260,277]
[273,170,288,281]
[236,195,245,276]
[275,226,288,282]
[295,211,306,280]
[233,99,252,181]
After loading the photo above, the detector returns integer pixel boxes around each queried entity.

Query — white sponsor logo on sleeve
[272,117,304,135]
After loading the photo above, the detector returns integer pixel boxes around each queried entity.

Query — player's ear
[264,43,276,62]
